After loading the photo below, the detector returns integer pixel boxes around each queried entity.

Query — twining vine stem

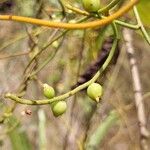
[0,0,138,29]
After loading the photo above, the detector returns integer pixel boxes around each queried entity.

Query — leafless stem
[123,28,149,150]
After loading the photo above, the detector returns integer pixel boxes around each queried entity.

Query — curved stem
[5,34,119,105]
[0,0,138,29]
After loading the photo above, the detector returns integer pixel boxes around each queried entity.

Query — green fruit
[43,83,55,99]
[87,83,103,102]
[82,0,101,12]
[51,101,67,117]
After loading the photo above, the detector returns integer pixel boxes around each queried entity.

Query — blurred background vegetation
[0,0,150,150]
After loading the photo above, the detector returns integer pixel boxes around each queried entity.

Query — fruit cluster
[43,84,67,117]
[43,82,103,117]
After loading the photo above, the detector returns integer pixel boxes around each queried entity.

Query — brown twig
[123,28,150,150]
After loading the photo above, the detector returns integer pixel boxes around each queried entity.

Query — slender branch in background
[0,0,138,29]
[123,28,150,150]
[29,33,66,77]
[0,51,30,59]
[0,27,46,52]
[38,109,47,150]
[98,0,121,13]
[23,29,64,76]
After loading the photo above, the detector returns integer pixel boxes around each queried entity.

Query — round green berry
[51,101,67,117]
[82,0,101,12]
[43,84,55,99]
[87,83,103,102]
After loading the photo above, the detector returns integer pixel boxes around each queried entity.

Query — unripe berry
[87,83,103,102]
[82,0,101,12]
[51,101,67,117]
[43,84,55,99]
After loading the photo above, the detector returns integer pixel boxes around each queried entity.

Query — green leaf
[7,116,32,150]
[137,0,150,27]
[85,110,119,150]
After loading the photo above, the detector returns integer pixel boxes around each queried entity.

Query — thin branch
[133,6,150,45]
[0,51,30,59]
[29,32,66,77]
[0,27,46,52]
[98,0,121,13]
[123,28,150,150]
[38,109,47,150]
